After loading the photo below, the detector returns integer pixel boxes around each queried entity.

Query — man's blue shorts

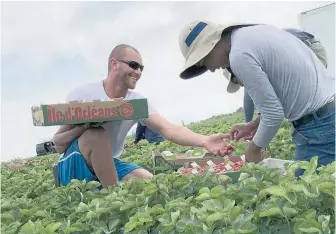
[57,138,142,186]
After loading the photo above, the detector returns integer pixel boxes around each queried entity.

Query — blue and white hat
[178,20,253,80]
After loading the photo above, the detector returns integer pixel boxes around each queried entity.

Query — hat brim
[179,24,228,80]
[224,67,241,93]
[227,80,241,93]
[180,65,208,80]
[179,39,219,79]
[179,23,258,80]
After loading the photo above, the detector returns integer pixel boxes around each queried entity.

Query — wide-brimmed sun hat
[223,68,241,93]
[178,20,255,83]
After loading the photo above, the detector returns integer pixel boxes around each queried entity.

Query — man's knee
[81,127,108,142]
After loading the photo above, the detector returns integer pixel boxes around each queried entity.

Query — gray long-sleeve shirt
[229,25,335,148]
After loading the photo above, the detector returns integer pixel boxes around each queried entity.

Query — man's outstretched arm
[143,114,232,156]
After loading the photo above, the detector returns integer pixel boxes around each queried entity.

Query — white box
[260,158,294,169]
[260,158,294,175]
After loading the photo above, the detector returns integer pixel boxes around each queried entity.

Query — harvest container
[259,158,294,175]
[31,98,148,126]
[260,158,294,168]
[152,149,245,184]
[225,158,295,183]
[152,149,232,172]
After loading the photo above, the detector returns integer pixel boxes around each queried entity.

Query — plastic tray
[260,158,294,169]
[259,158,294,175]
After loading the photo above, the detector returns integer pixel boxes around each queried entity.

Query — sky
[1,0,333,162]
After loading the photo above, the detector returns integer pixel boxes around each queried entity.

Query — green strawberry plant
[1,112,334,234]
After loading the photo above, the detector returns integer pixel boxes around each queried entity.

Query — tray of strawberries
[178,154,245,174]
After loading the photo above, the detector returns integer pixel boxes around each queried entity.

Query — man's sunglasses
[116,59,144,72]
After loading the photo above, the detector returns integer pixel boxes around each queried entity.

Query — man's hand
[229,123,255,141]
[202,133,234,156]
[229,116,260,141]
[245,141,263,163]
[243,128,257,141]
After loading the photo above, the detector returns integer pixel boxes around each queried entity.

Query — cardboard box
[31,98,148,126]
[152,149,233,174]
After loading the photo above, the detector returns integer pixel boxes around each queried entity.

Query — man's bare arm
[143,114,208,147]
[53,124,89,154]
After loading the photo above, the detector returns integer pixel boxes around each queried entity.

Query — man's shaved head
[108,44,140,73]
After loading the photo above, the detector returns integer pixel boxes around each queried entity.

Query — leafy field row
[1,112,335,234]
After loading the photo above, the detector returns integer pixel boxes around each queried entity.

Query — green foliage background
[1,112,334,234]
